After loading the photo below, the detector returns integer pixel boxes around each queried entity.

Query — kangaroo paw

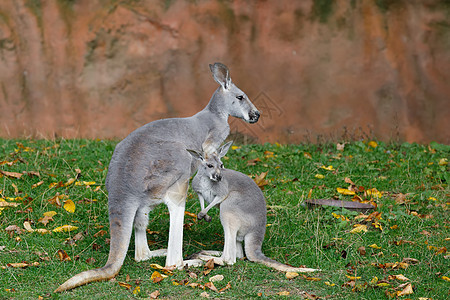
[135,248,167,262]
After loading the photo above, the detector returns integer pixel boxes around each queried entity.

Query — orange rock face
[0,0,449,143]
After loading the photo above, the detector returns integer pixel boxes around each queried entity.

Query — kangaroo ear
[186,149,204,161]
[218,141,233,158]
[209,63,231,90]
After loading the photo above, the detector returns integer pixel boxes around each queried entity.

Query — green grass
[0,139,449,299]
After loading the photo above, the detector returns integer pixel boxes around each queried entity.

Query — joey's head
[209,63,260,124]
[187,141,233,182]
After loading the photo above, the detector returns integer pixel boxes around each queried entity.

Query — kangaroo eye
[236,95,244,100]
[220,164,224,169]
[207,164,214,168]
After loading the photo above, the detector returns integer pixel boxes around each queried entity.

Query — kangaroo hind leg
[164,180,189,267]
[134,205,167,262]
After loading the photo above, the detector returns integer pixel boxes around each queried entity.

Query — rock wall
[0,0,449,143]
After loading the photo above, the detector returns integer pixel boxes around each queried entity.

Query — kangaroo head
[187,141,233,182]
[209,63,260,124]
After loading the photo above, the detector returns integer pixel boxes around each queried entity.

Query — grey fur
[55,63,260,292]
[189,146,319,273]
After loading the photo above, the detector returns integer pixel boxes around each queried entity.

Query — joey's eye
[220,164,224,169]
[236,95,244,101]
[207,164,213,168]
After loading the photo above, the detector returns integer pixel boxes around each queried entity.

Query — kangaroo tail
[244,233,319,273]
[55,209,134,292]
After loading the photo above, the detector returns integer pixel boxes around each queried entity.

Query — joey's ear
[218,141,233,158]
[186,149,204,161]
[209,62,231,90]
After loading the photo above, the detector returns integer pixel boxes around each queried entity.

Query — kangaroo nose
[249,110,260,123]
[213,173,222,182]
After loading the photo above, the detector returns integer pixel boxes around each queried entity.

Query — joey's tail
[54,210,134,292]
[244,234,319,273]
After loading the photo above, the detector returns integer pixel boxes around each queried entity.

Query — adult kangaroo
[55,63,260,292]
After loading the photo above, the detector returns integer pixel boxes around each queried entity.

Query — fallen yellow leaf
[53,225,78,232]
[264,150,274,158]
[332,212,349,221]
[321,165,334,171]
[345,275,361,280]
[277,291,290,296]
[442,276,450,282]
[286,272,299,279]
[350,224,367,234]
[132,286,140,295]
[302,274,322,281]
[324,281,335,286]
[377,282,390,287]
[369,244,382,249]
[43,211,57,217]
[64,178,76,187]
[75,181,96,186]
[151,271,167,283]
[438,158,448,166]
[337,187,355,195]
[368,141,378,148]
[314,174,324,179]
[366,188,382,198]
[63,199,76,213]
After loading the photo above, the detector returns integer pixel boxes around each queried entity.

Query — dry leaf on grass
[219,282,232,293]
[57,249,71,261]
[0,170,23,179]
[396,283,413,296]
[38,215,54,226]
[7,262,39,268]
[388,274,409,281]
[204,258,215,270]
[253,171,269,189]
[209,274,224,282]
[5,225,22,234]
[204,282,219,293]
[23,221,34,232]
[118,281,132,290]
[93,230,107,238]
[0,201,20,207]
[247,158,261,166]
[149,290,160,299]
[151,271,167,283]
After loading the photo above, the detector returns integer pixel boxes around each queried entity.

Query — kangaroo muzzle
[248,110,260,124]
[211,173,222,182]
